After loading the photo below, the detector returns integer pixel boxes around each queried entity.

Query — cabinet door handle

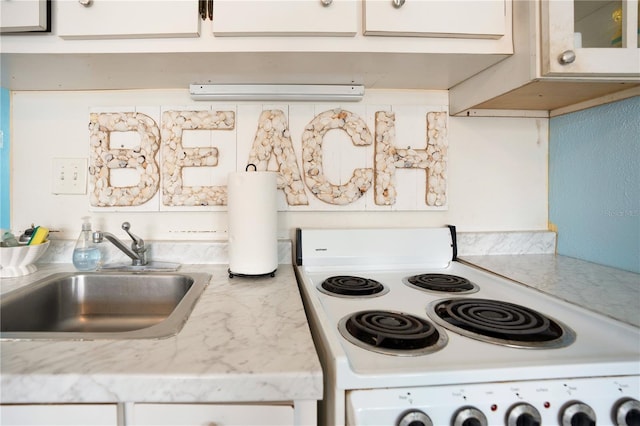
[200,0,212,20]
[392,0,406,8]
[199,0,206,20]
[78,0,92,6]
[558,50,576,65]
[321,0,333,6]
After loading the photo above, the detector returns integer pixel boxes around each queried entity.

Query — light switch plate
[52,158,87,194]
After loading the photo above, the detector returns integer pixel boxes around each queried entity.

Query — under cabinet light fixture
[189,84,365,102]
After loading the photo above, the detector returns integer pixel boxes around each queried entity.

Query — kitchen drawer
[0,404,118,426]
[132,403,295,426]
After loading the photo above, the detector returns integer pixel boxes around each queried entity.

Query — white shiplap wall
[10,89,548,241]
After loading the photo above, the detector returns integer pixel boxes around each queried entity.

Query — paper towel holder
[228,268,277,279]
[227,164,278,279]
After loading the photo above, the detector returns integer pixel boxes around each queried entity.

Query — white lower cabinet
[0,404,118,426]
[132,403,295,426]
[1,402,310,426]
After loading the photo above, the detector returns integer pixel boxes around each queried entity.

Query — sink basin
[0,272,210,340]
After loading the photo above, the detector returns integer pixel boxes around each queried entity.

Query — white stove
[293,227,640,426]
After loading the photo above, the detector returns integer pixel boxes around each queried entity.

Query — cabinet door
[56,0,200,39]
[0,0,47,33]
[212,0,357,36]
[541,0,640,76]
[133,403,295,425]
[0,404,117,426]
[363,0,507,39]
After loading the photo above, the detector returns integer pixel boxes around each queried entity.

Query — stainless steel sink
[0,272,210,340]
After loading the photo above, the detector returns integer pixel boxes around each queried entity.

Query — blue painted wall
[0,88,9,230]
[549,96,640,273]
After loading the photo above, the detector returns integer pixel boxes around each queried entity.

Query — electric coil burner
[319,275,388,297]
[294,227,640,426]
[338,310,447,356]
[404,273,479,294]
[427,298,576,349]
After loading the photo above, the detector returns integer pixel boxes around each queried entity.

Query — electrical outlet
[52,158,87,194]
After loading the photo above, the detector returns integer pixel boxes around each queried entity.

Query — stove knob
[560,401,596,426]
[397,409,433,426]
[506,403,542,426]
[614,398,640,426]
[452,406,488,426]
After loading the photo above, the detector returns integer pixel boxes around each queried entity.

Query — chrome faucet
[93,222,148,266]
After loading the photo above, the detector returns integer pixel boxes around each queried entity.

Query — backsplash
[88,105,447,211]
[38,231,556,265]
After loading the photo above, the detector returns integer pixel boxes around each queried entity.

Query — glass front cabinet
[542,0,639,76]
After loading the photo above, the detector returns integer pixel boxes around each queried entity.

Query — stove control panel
[346,376,639,426]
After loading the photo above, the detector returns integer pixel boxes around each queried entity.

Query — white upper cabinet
[363,0,507,39]
[0,0,514,91]
[212,0,357,36]
[0,0,48,33]
[449,0,639,116]
[541,0,639,76]
[56,0,200,39]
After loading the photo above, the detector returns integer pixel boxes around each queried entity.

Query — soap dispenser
[72,217,102,271]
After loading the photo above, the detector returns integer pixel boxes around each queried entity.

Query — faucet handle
[121,222,145,252]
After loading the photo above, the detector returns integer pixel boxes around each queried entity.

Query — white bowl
[0,241,50,277]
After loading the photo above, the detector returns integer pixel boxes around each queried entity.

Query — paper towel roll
[227,169,278,276]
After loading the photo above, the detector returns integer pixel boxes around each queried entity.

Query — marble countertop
[2,236,637,405]
[0,264,323,404]
[460,254,640,328]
